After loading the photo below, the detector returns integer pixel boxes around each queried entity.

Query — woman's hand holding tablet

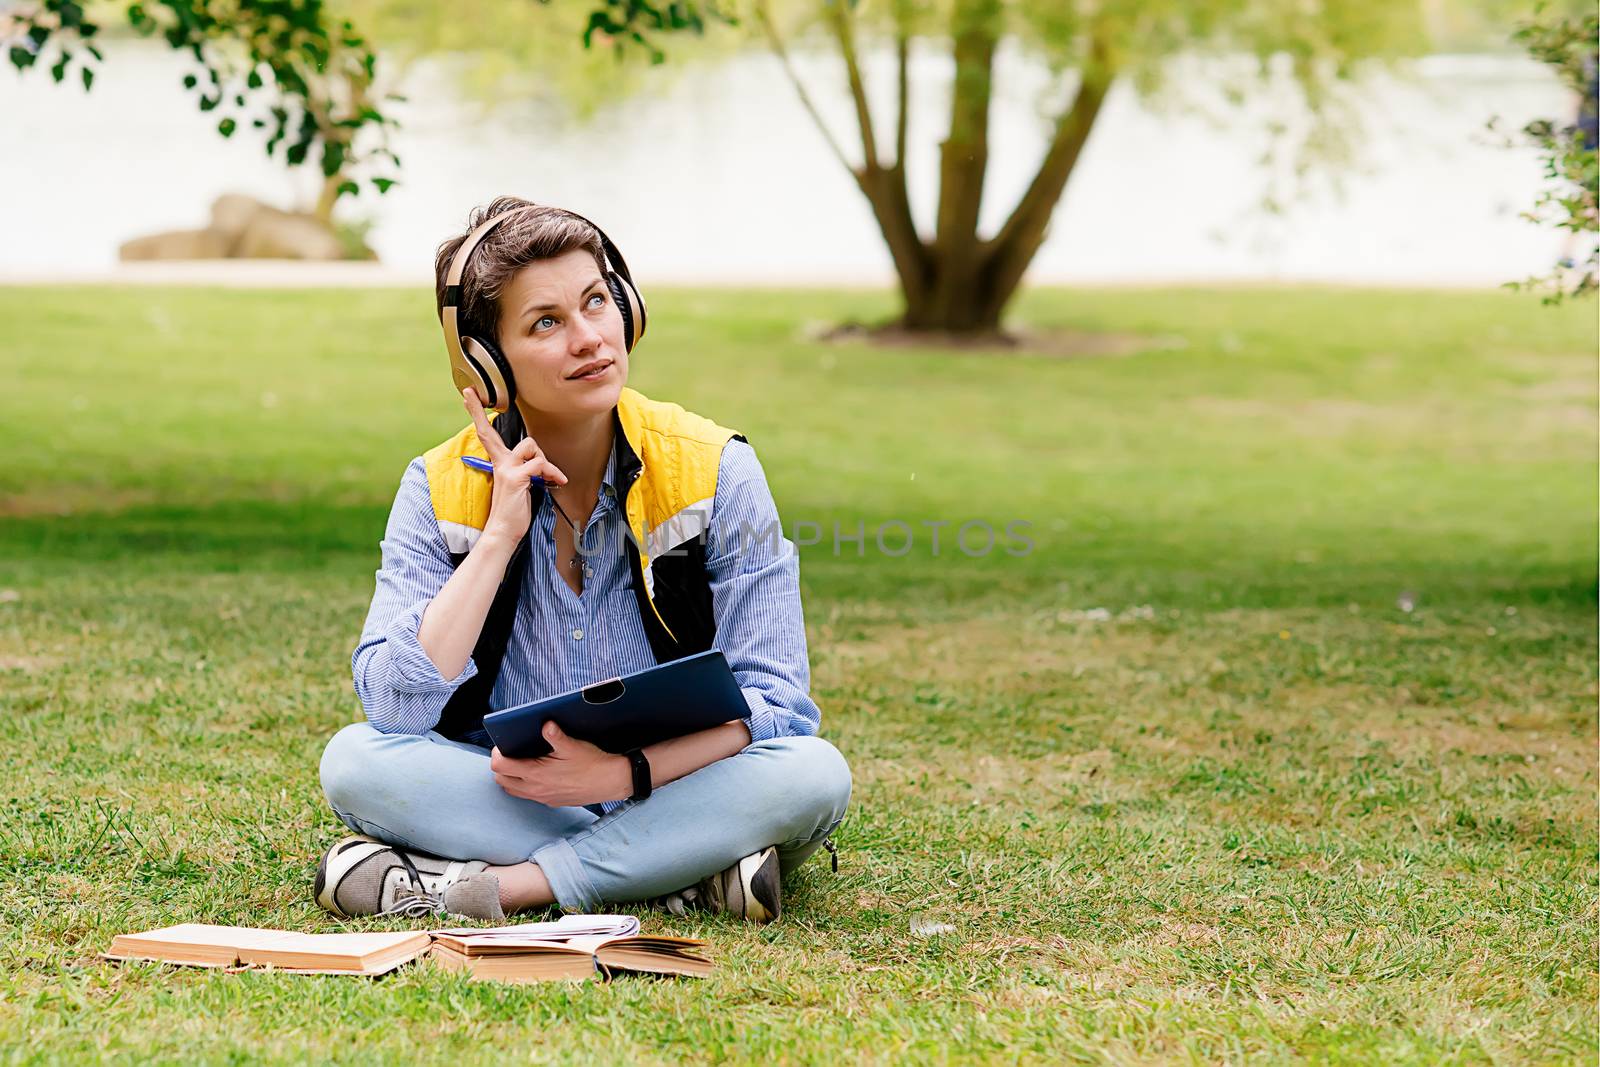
[483,650,748,758]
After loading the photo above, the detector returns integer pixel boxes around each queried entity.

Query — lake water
[1,41,1585,285]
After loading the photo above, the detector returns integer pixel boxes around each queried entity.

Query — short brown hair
[433,196,607,346]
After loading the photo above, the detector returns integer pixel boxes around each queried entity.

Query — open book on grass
[104,924,431,976]
[104,915,710,982]
[429,915,713,982]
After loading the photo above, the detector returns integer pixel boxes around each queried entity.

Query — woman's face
[495,247,629,422]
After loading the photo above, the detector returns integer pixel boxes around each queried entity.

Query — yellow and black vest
[421,387,743,740]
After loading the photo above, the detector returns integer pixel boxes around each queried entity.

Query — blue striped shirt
[351,435,819,811]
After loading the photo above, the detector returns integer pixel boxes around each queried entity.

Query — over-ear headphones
[441,204,647,413]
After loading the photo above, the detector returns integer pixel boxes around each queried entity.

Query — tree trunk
[313,173,342,226]
[758,3,1115,339]
[916,0,1000,334]
[898,267,1001,334]
[307,54,374,228]
[861,164,932,311]
[891,55,1113,337]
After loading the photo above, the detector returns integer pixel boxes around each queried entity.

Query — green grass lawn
[0,283,1594,1064]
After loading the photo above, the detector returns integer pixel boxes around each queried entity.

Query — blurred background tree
[1500,4,1597,302]
[9,0,1590,305]
[593,0,1588,337]
[751,0,1431,337]
[3,0,713,225]
[334,0,733,118]
[323,0,731,224]
[5,0,399,218]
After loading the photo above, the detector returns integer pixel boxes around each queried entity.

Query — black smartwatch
[623,748,652,802]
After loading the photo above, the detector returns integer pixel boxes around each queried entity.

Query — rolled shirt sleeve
[351,457,478,734]
[705,438,821,743]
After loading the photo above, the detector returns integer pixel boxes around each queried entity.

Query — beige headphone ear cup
[458,336,514,413]
[607,272,647,350]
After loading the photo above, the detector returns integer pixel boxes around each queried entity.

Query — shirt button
[572,628,584,641]
[583,565,594,578]
[603,485,615,498]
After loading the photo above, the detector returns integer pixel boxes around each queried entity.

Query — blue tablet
[482,649,750,758]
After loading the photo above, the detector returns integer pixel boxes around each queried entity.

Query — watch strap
[624,747,652,802]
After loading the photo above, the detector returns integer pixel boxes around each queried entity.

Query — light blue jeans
[318,723,852,912]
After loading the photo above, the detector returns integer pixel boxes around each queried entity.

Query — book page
[555,934,633,954]
[106,925,302,968]
[114,924,290,949]
[258,932,430,958]
[238,931,430,970]
[430,935,593,957]
[433,915,639,942]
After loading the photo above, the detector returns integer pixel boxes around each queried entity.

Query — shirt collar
[534,430,621,516]
[599,438,620,504]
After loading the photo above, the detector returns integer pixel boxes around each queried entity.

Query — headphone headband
[441,204,636,313]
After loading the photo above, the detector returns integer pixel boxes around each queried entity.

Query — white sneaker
[654,846,782,923]
[314,835,504,920]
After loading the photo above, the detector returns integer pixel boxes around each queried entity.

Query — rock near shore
[119,194,372,261]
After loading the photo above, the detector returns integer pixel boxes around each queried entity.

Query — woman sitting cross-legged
[313,197,851,923]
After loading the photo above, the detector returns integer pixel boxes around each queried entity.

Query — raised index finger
[461,387,510,459]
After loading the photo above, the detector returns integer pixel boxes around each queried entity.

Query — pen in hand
[462,454,584,535]
[461,454,549,484]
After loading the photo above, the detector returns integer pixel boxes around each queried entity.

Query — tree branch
[980,42,1116,321]
[752,0,927,310]
[893,5,909,170]
[753,0,856,178]
[825,0,881,173]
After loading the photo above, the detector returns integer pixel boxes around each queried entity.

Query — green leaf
[50,56,68,84]
[370,177,396,194]
[81,66,93,91]
[337,180,360,198]
[182,73,197,89]
[319,141,346,178]
[218,117,236,138]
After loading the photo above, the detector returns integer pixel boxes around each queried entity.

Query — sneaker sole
[735,846,782,923]
[314,835,390,918]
